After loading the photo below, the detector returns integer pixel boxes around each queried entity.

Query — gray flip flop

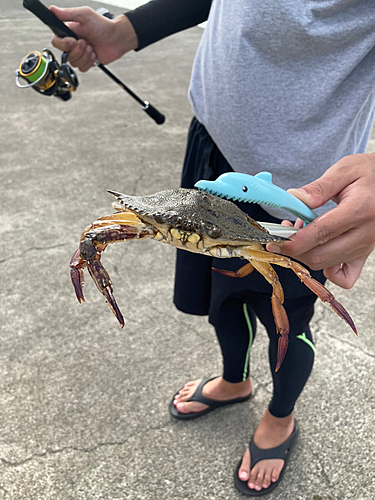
[169,377,252,420]
[233,420,299,496]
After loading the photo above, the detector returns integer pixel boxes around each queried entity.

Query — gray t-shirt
[189,0,375,216]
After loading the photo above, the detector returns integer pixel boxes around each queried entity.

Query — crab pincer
[86,257,125,328]
[70,237,125,328]
[70,248,86,303]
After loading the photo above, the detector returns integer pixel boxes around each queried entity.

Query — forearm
[125,0,212,50]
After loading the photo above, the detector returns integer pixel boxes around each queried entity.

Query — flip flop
[169,377,252,420]
[233,420,299,496]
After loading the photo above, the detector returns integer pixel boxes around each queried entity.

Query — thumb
[286,187,317,209]
[287,181,336,210]
[286,155,363,210]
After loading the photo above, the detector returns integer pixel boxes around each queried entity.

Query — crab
[70,188,357,371]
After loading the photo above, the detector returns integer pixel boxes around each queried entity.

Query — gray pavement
[1,2,374,499]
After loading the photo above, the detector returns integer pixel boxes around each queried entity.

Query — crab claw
[87,258,125,328]
[103,286,125,329]
[276,334,289,372]
[70,248,86,303]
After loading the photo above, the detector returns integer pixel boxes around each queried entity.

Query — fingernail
[176,403,184,411]
[267,244,281,254]
[288,187,313,203]
[288,187,307,195]
[239,471,248,481]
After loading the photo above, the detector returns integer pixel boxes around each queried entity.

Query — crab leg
[214,244,290,370]
[214,243,357,371]
[250,259,291,371]
[241,247,357,335]
[70,212,155,327]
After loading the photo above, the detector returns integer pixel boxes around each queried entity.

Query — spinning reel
[16,0,165,123]
[15,48,78,101]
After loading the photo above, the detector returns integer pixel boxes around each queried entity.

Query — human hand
[50,5,138,71]
[266,153,375,288]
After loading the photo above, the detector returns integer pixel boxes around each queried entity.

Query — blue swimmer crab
[70,188,357,371]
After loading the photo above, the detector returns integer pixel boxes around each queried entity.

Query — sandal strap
[249,421,299,467]
[187,377,219,406]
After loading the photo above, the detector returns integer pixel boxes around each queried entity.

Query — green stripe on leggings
[242,303,254,381]
[296,332,316,356]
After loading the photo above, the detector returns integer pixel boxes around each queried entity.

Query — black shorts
[173,118,326,324]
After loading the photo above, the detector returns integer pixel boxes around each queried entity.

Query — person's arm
[50,0,211,71]
[126,0,212,50]
[266,153,375,288]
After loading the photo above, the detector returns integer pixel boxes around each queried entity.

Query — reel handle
[23,0,78,39]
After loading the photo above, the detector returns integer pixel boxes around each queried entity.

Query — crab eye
[206,225,221,239]
[165,214,177,225]
[154,213,165,224]
[242,185,248,192]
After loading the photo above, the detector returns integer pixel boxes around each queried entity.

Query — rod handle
[142,102,165,125]
[23,0,78,39]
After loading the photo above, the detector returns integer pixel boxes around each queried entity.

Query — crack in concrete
[309,446,333,490]
[0,424,166,468]
[323,330,374,359]
[313,308,374,360]
[0,243,71,265]
[131,171,145,196]
[309,302,373,361]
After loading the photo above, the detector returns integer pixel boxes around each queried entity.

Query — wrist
[113,14,139,55]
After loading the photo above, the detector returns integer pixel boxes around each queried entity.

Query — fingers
[323,258,367,289]
[268,221,373,269]
[268,204,353,257]
[70,40,96,71]
[267,232,373,288]
[51,34,75,52]
[280,218,303,229]
[50,5,98,70]
[268,191,375,264]
[51,36,96,70]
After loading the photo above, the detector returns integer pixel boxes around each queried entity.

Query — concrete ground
[1,1,374,499]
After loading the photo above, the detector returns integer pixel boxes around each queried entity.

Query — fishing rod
[18,0,165,124]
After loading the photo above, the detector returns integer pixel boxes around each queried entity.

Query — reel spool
[15,49,78,101]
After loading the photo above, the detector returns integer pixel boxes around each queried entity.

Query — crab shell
[108,188,288,253]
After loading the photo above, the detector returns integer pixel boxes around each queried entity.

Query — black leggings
[212,293,316,418]
[174,118,324,419]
